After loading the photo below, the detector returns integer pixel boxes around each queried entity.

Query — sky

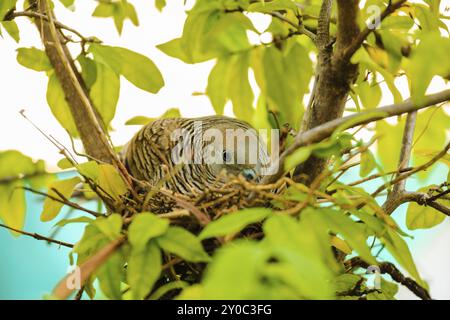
[0,0,449,299]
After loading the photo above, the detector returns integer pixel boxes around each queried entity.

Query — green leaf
[156,226,210,263]
[157,38,212,64]
[124,2,139,26]
[178,241,268,299]
[284,147,312,172]
[262,43,312,127]
[206,56,232,115]
[334,274,363,293]
[128,213,169,250]
[46,72,79,137]
[127,240,161,299]
[248,0,298,13]
[375,119,403,172]
[318,209,377,265]
[155,0,166,11]
[0,150,39,178]
[0,181,26,236]
[0,0,16,20]
[97,247,125,300]
[89,44,164,94]
[54,216,93,228]
[407,34,450,101]
[59,0,75,8]
[356,80,381,109]
[360,149,376,177]
[1,21,20,42]
[93,213,123,240]
[41,177,81,222]
[90,62,120,126]
[96,164,128,199]
[57,158,74,170]
[125,108,181,125]
[381,228,423,284]
[263,213,337,298]
[17,47,52,72]
[92,3,114,18]
[199,208,272,240]
[76,161,99,180]
[147,281,188,300]
[77,55,97,89]
[228,52,254,120]
[406,200,446,230]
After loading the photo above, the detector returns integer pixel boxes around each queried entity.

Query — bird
[121,115,270,196]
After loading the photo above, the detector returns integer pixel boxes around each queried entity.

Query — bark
[294,0,360,184]
[29,0,115,164]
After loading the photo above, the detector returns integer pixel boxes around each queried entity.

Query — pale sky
[1,0,449,299]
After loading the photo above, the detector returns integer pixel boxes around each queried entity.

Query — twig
[22,186,102,217]
[0,223,73,248]
[345,257,432,300]
[262,89,450,184]
[392,111,417,195]
[341,0,408,61]
[6,11,98,43]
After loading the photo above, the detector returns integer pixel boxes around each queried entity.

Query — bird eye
[222,150,232,163]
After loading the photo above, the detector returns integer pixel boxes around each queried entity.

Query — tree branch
[293,0,360,184]
[22,186,101,218]
[391,111,417,195]
[6,10,98,43]
[0,223,73,248]
[264,89,450,184]
[29,0,132,188]
[345,257,432,300]
[341,0,408,62]
[335,0,360,53]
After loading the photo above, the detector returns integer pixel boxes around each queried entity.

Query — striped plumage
[122,116,269,196]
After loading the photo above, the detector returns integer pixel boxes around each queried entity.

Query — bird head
[198,116,269,183]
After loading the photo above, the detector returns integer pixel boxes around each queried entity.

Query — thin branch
[375,142,450,198]
[335,0,361,53]
[315,0,332,49]
[22,186,102,217]
[345,257,431,300]
[6,10,98,43]
[0,223,73,248]
[269,11,316,41]
[383,191,450,217]
[263,89,450,184]
[394,111,417,193]
[29,0,133,190]
[341,0,408,62]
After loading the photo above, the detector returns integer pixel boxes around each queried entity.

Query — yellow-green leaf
[17,47,52,72]
[1,21,20,42]
[41,177,81,222]
[128,213,169,250]
[199,208,272,240]
[360,149,376,177]
[156,226,210,263]
[46,73,79,137]
[406,201,446,230]
[127,240,161,299]
[89,44,164,94]
[90,62,120,126]
[0,181,26,236]
[97,164,128,199]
